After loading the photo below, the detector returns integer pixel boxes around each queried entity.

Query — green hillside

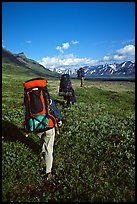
[2,50,135,202]
[2,47,60,78]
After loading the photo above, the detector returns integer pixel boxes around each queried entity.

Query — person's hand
[58,120,62,127]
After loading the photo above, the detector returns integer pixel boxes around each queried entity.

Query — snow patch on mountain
[54,61,135,77]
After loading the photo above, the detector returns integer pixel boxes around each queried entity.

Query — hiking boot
[46,172,54,181]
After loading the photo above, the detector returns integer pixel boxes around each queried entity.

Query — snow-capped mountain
[53,67,77,75]
[54,61,135,78]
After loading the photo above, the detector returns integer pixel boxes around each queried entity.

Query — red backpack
[23,78,56,133]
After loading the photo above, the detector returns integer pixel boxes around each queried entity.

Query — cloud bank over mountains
[103,45,135,62]
[3,38,134,71]
[39,54,98,70]
[38,42,135,70]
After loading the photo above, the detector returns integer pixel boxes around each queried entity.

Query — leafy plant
[2,62,135,202]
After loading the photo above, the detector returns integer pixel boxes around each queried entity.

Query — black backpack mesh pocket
[29,89,43,114]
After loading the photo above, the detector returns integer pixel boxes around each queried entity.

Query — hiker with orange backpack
[23,78,62,180]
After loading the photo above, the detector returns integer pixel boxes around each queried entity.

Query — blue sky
[2,2,135,70]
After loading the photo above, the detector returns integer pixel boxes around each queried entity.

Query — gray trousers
[37,127,55,174]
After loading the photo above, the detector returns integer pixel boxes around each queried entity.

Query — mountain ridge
[2,47,135,79]
[2,47,60,78]
[54,61,135,78]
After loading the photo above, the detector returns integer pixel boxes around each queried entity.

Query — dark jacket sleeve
[50,96,62,121]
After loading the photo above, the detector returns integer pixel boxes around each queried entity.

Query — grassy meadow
[2,63,135,202]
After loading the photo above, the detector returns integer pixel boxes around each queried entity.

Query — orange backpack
[23,78,56,132]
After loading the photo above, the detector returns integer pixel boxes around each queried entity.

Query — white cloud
[38,53,98,70]
[38,44,135,71]
[113,55,126,61]
[103,56,111,61]
[62,42,70,49]
[56,46,63,53]
[102,45,135,63]
[56,42,70,53]
[2,40,5,48]
[71,40,79,45]
[121,38,135,45]
[116,45,135,55]
[56,40,79,53]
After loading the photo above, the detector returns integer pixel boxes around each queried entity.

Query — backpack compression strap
[24,114,56,132]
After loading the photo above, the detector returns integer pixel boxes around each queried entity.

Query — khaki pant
[81,77,84,87]
[37,127,55,174]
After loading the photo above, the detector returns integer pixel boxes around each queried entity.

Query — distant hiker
[59,74,77,107]
[77,67,85,87]
[23,78,62,180]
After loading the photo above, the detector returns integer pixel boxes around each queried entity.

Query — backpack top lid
[24,78,47,89]
[79,68,85,77]
[61,74,70,81]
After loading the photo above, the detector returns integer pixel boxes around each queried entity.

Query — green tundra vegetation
[2,62,135,202]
